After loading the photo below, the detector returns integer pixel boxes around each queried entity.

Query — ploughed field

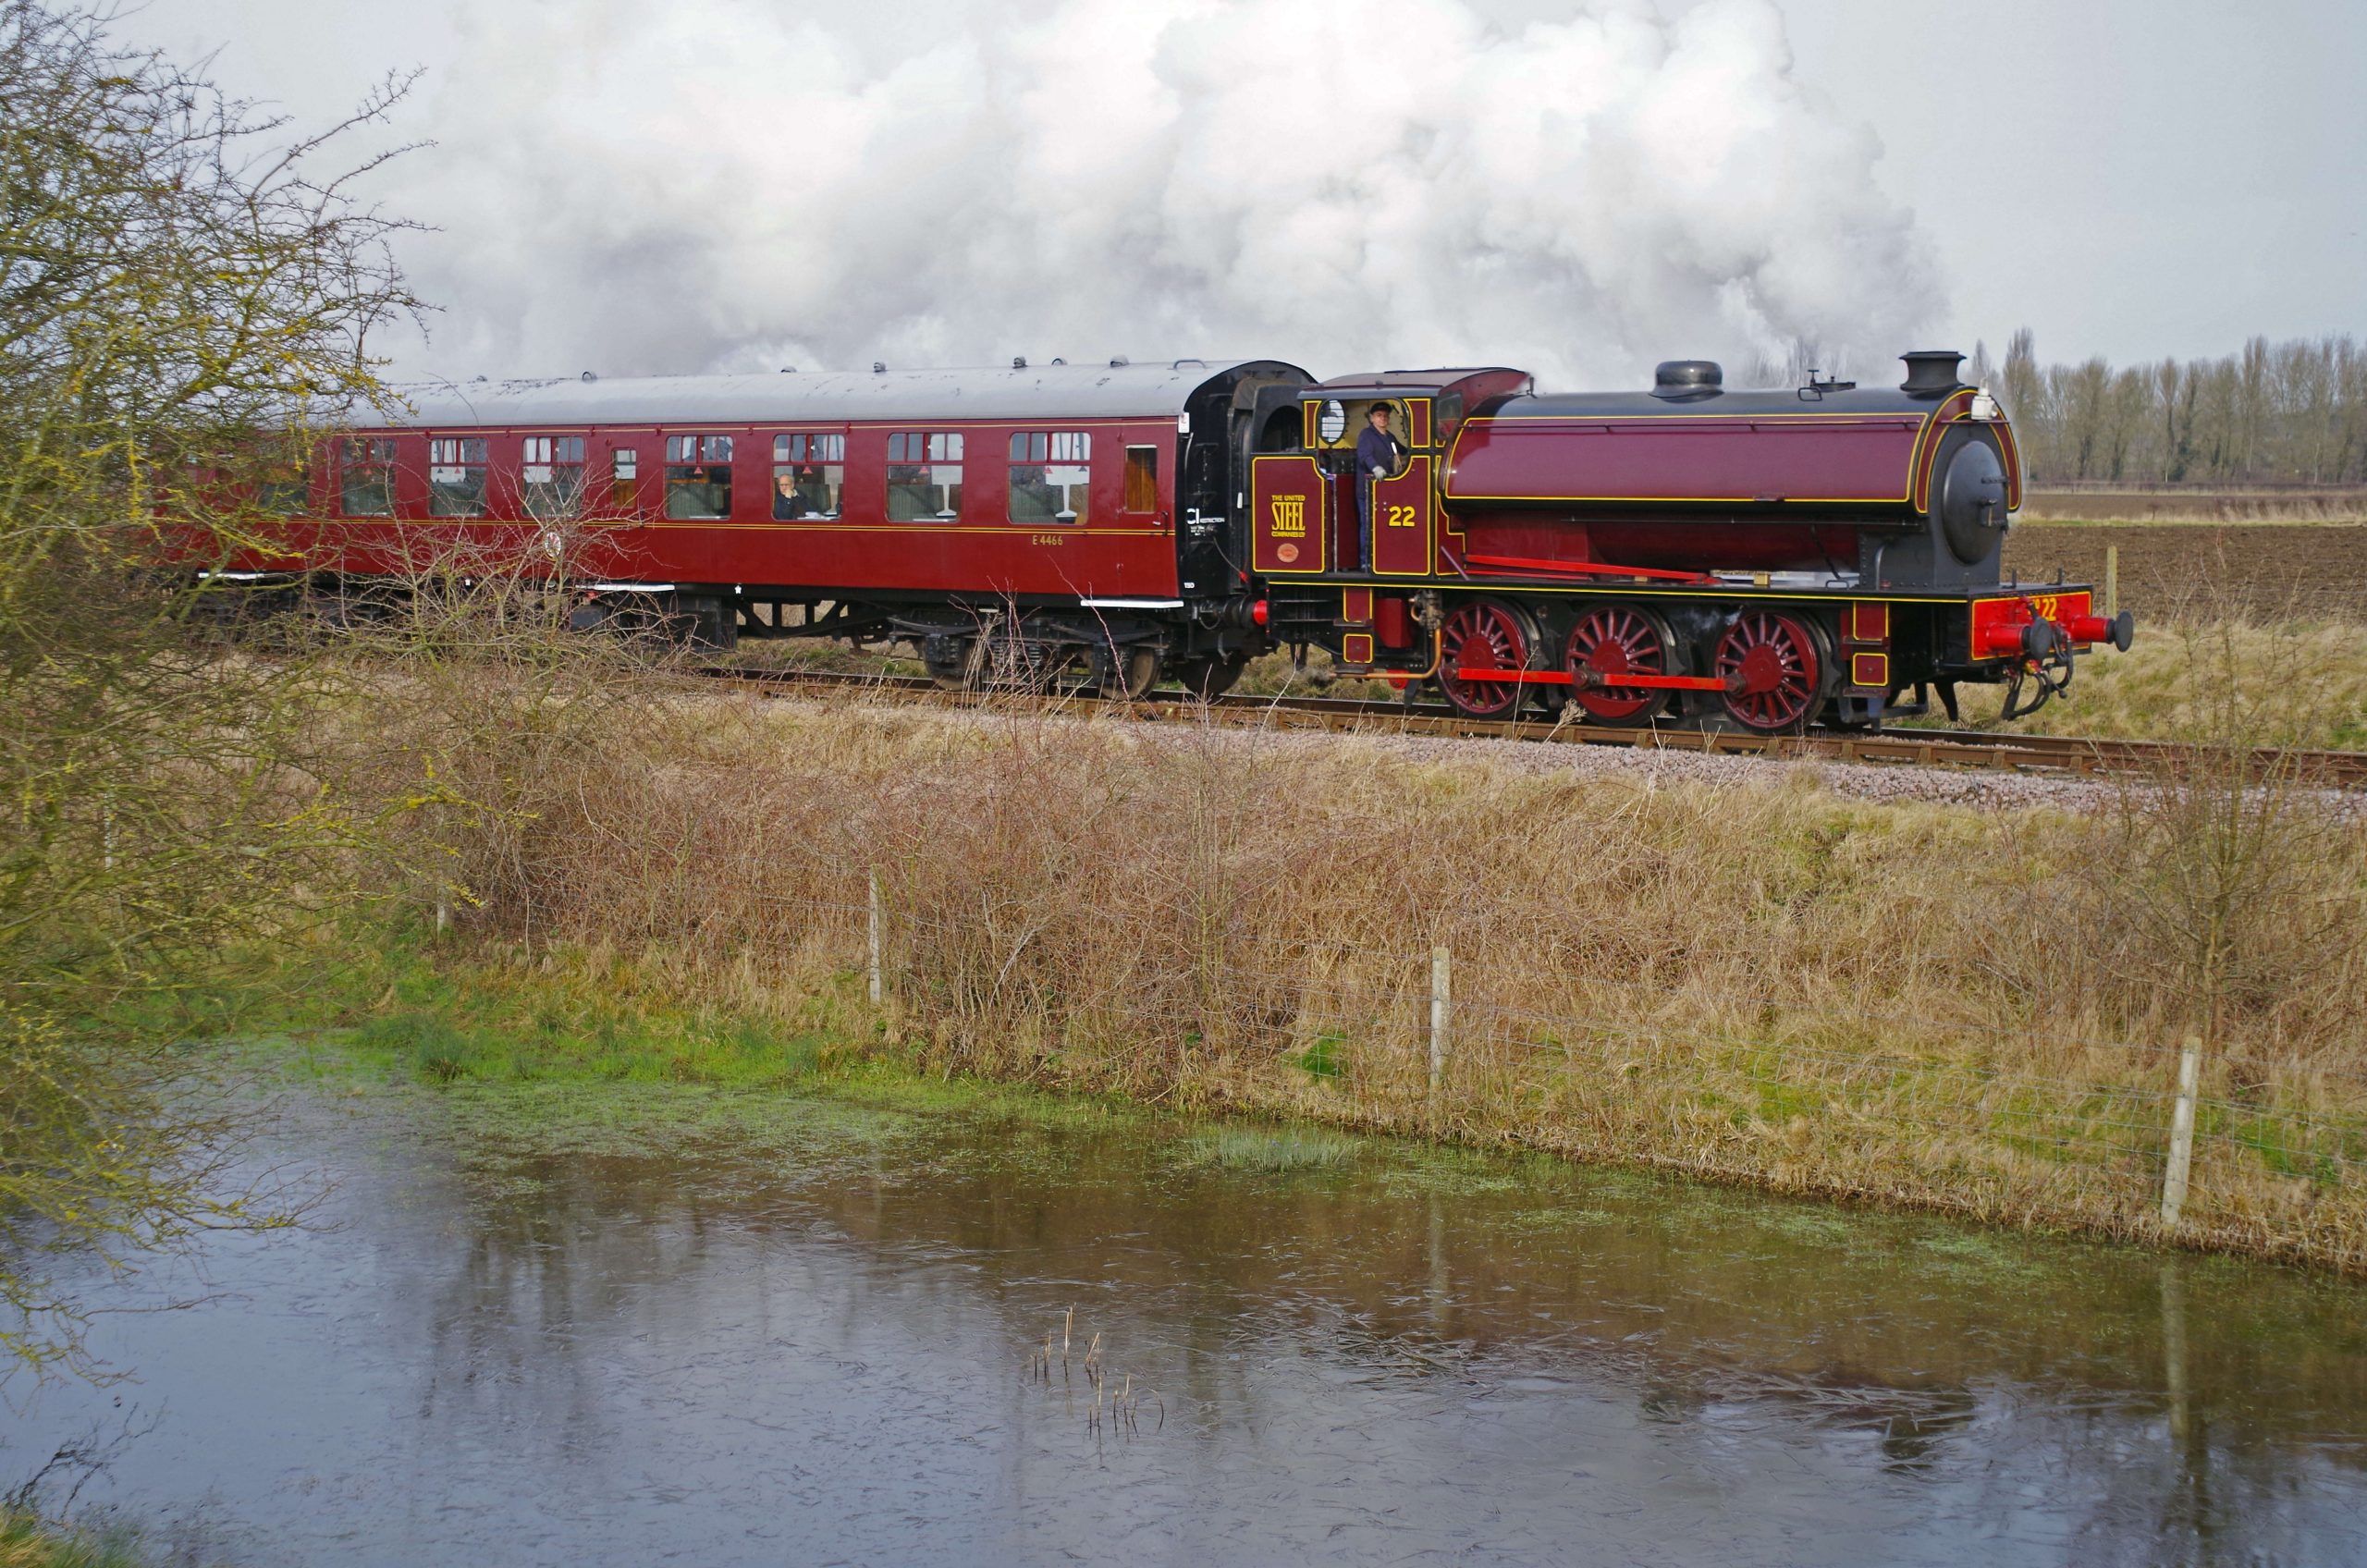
[2021,487,2367,525]
[2005,521,2367,622]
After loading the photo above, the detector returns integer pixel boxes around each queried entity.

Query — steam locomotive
[223,349,2131,730]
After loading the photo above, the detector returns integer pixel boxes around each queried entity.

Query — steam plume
[391,0,1939,387]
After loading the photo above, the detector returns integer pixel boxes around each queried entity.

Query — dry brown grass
[322,625,2367,1273]
[1932,616,2367,748]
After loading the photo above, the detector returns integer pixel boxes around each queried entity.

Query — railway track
[693,664,2367,789]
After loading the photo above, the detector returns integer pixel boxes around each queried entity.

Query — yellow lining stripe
[314,518,1168,537]
[1462,413,1923,424]
[1444,493,1901,505]
[1252,578,1973,606]
[365,417,1166,435]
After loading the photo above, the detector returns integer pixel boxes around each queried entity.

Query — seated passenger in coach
[773,472,803,520]
[794,464,833,516]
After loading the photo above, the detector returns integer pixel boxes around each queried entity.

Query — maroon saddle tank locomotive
[222,349,2131,730]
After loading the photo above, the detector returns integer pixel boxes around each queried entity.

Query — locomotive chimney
[1900,350,1965,396]
[1650,360,1723,399]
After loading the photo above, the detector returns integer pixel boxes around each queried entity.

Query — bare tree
[0,0,426,1384]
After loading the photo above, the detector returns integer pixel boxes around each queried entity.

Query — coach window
[428,437,489,518]
[772,433,843,519]
[665,434,734,520]
[258,460,310,517]
[1008,431,1090,524]
[887,432,963,521]
[611,447,640,508]
[522,435,585,520]
[338,437,396,517]
[1122,445,1159,513]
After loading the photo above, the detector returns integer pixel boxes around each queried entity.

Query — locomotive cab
[1248,368,1530,580]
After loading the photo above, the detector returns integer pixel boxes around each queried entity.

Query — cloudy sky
[112,0,2367,388]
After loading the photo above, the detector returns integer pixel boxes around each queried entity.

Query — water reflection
[8,1087,2364,1567]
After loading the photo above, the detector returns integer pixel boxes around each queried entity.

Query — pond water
[7,1077,2364,1566]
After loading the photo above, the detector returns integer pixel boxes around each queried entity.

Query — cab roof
[1312,368,1530,395]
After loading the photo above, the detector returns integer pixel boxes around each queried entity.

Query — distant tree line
[1965,332,2367,488]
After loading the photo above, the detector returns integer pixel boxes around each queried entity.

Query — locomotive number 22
[1383,504,1418,528]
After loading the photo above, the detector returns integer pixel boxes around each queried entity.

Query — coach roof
[384,359,1307,429]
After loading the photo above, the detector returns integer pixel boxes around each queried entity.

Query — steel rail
[691,664,2367,789]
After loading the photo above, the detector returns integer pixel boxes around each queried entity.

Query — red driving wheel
[1713,611,1829,732]
[1565,605,1674,725]
[1438,598,1531,718]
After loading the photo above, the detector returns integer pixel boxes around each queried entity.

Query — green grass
[0,1509,146,1568]
[2211,1109,2354,1185]
[1748,1080,1827,1126]
[190,918,845,1092]
[1293,1032,1346,1081]
[345,1005,824,1088]
[1181,1125,1362,1172]
[218,921,1184,1153]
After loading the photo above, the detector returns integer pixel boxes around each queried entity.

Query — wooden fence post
[2161,1035,2201,1228]
[1429,946,1450,1096]
[2104,544,2119,619]
[867,871,883,1006]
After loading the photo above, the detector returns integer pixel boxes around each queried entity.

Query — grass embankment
[281,648,2367,1274]
[246,937,1367,1172]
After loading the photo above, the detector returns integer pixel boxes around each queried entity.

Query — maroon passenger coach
[220,349,2132,730]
